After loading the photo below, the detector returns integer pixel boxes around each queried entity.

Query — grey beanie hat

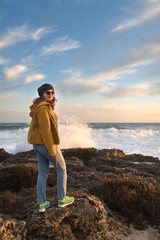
[37,83,54,96]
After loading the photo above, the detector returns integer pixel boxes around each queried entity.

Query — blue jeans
[33,144,67,204]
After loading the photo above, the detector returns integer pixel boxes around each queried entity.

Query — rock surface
[0,148,12,162]
[26,194,110,240]
[0,216,27,240]
[0,147,160,239]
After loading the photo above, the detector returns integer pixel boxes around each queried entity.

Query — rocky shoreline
[0,147,160,240]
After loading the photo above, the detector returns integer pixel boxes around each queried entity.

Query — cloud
[0,56,8,65]
[148,81,160,95]
[0,24,53,49]
[0,92,14,99]
[3,64,27,81]
[112,0,160,32]
[102,83,148,99]
[57,101,160,123]
[57,39,160,97]
[56,60,149,96]
[59,68,137,87]
[21,54,36,65]
[60,69,74,74]
[102,81,160,99]
[57,72,105,96]
[0,109,29,122]
[31,26,54,41]
[25,74,45,83]
[73,103,83,108]
[81,69,137,85]
[57,68,123,96]
[0,82,25,91]
[109,40,160,77]
[40,35,80,56]
[86,103,160,122]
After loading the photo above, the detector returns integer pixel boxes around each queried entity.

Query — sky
[0,0,160,123]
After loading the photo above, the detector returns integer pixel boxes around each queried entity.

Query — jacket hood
[29,102,50,117]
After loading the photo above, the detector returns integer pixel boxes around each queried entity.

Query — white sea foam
[92,127,160,159]
[0,128,32,154]
[0,118,159,159]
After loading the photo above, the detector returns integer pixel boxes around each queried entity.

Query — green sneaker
[58,196,74,208]
[39,201,50,212]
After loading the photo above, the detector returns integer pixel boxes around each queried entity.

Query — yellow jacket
[28,102,60,154]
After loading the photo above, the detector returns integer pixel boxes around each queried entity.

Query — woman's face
[43,90,55,102]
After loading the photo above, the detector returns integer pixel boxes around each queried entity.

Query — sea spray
[58,115,96,149]
[0,116,96,154]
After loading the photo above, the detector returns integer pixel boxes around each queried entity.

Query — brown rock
[26,194,109,240]
[15,150,35,158]
[62,148,98,162]
[0,149,12,162]
[0,215,27,240]
[0,147,160,239]
[0,164,38,192]
[98,149,126,158]
[124,154,159,163]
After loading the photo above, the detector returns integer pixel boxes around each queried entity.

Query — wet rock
[62,148,98,162]
[0,215,27,240]
[2,156,37,165]
[65,156,86,171]
[98,149,126,158]
[124,154,159,163]
[26,194,110,240]
[0,164,38,192]
[0,148,13,162]
[15,150,35,158]
[0,147,160,239]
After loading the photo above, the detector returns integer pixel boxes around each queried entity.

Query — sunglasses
[46,91,55,95]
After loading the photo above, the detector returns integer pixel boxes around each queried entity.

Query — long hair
[33,96,57,110]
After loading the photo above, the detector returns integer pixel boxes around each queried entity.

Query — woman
[28,83,74,212]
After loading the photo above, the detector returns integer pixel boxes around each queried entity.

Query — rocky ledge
[0,148,160,240]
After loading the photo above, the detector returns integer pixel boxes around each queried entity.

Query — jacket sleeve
[37,107,56,155]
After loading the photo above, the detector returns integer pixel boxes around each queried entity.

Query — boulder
[0,164,38,192]
[0,149,12,162]
[62,148,98,162]
[26,194,110,240]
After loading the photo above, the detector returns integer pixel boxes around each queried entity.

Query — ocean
[0,121,160,159]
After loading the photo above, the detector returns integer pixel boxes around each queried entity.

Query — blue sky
[0,0,160,123]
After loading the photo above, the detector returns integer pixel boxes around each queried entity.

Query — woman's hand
[50,153,56,157]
